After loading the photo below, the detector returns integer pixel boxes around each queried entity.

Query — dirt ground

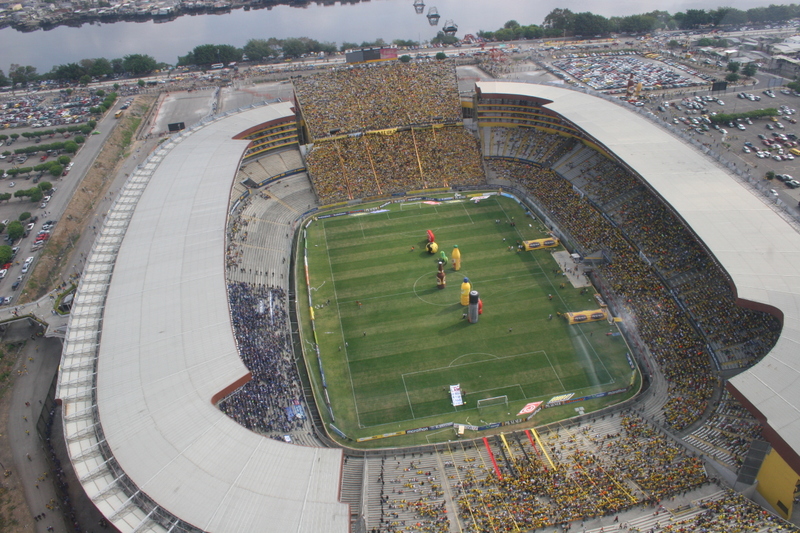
[19,94,157,304]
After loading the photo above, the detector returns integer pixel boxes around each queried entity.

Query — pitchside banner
[523,238,559,251]
[566,309,607,325]
[517,401,543,418]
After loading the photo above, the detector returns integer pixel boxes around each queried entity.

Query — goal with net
[476,395,508,411]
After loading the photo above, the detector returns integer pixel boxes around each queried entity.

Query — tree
[243,39,274,62]
[435,52,447,60]
[399,55,412,63]
[0,246,11,265]
[122,54,157,76]
[0,194,11,203]
[0,69,7,87]
[667,40,681,49]
[95,89,105,97]
[742,63,758,77]
[431,32,458,45]
[79,75,92,86]
[711,7,748,26]
[392,39,418,48]
[28,189,43,202]
[726,72,740,83]
[113,83,120,91]
[185,44,242,66]
[111,58,124,75]
[63,141,79,154]
[544,8,575,32]
[38,182,52,192]
[766,170,775,180]
[0,223,5,234]
[504,20,520,29]
[282,38,307,58]
[48,164,63,177]
[57,156,70,166]
[52,62,86,82]
[89,57,113,78]
[18,212,30,221]
[340,42,358,52]
[727,61,740,74]
[9,65,37,88]
[137,79,145,87]
[573,12,610,36]
[675,9,711,29]
[6,221,23,241]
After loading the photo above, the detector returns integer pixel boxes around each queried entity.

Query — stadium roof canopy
[477,81,800,470]
[59,102,348,533]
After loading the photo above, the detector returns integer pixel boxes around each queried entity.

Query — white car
[25,223,34,231]
[743,146,751,153]
[7,182,14,188]
[0,269,6,279]
[39,202,47,209]
[737,124,746,130]
[20,263,30,274]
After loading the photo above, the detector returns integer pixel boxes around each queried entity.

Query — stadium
[55,61,800,533]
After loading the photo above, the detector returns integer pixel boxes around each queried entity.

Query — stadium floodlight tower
[427,6,440,25]
[443,19,458,36]
[414,0,425,14]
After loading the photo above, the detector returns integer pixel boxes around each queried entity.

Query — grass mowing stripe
[304,194,633,436]
[322,220,363,427]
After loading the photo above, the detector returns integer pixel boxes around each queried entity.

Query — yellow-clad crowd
[453,415,708,532]
[305,128,484,204]
[294,61,462,140]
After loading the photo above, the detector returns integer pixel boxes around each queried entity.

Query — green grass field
[299,193,635,444]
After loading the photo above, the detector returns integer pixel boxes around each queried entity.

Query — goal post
[476,395,508,411]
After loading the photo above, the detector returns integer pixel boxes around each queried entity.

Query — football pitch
[299,193,634,441]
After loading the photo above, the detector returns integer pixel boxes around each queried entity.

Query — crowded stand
[218,282,307,436]
[684,390,764,469]
[448,413,709,532]
[293,61,461,140]
[485,126,577,168]
[488,157,714,430]
[485,125,781,421]
[367,454,450,533]
[305,128,484,204]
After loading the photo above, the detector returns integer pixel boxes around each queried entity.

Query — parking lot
[551,54,713,93]
[0,90,130,306]
[652,87,800,208]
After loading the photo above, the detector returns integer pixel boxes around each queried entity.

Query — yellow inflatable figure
[426,241,439,254]
[452,245,461,271]
[460,277,471,306]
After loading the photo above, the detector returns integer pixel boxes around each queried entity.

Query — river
[0,0,786,72]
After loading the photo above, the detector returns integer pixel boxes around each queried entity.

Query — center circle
[412,268,471,306]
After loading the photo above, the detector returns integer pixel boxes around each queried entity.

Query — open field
[299,193,636,445]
